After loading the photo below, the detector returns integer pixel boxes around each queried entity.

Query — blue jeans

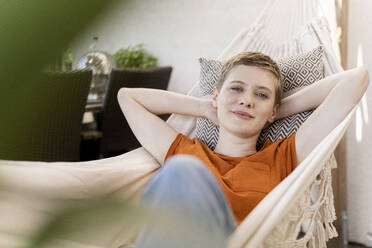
[135,155,237,248]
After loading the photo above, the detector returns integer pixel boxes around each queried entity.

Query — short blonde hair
[217,51,283,105]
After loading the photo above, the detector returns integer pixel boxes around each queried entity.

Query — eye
[255,92,268,98]
[231,87,243,92]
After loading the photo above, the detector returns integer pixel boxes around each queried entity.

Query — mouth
[232,111,254,120]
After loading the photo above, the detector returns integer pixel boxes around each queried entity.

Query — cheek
[216,96,232,119]
[219,92,236,105]
[218,97,236,115]
[257,103,275,116]
[263,106,275,118]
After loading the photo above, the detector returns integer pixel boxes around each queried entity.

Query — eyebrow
[230,80,273,93]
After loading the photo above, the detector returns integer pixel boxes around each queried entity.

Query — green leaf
[28,196,143,248]
[113,44,157,68]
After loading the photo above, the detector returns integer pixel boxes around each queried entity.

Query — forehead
[223,65,276,91]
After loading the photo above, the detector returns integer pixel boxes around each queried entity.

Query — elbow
[347,67,370,96]
[117,87,130,103]
[361,67,370,88]
[355,66,370,88]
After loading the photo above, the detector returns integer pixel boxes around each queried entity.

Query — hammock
[0,0,354,247]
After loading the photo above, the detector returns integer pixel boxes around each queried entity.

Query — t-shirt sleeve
[277,132,297,176]
[164,133,194,164]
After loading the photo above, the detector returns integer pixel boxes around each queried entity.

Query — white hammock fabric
[0,0,353,248]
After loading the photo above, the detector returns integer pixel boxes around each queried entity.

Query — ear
[212,87,219,108]
[267,104,279,123]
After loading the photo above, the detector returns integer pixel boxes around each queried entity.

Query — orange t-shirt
[164,133,297,225]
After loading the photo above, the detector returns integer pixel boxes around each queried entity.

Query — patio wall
[71,0,268,94]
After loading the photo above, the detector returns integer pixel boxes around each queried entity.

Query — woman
[117,52,369,248]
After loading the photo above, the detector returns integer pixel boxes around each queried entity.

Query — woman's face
[213,65,279,138]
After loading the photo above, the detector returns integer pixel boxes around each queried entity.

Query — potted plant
[113,44,157,68]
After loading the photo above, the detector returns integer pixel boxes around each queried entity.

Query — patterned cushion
[195,58,223,150]
[195,46,324,150]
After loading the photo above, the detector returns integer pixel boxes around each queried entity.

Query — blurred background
[0,0,372,247]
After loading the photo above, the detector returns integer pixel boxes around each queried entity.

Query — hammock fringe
[259,154,338,248]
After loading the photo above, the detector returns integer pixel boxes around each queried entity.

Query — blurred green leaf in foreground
[27,195,221,248]
[0,0,117,159]
[28,196,143,248]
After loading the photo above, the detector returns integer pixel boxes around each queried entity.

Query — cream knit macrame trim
[258,154,338,248]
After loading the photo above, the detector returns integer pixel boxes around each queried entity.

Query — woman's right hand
[202,99,219,126]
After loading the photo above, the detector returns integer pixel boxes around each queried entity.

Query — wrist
[198,98,210,118]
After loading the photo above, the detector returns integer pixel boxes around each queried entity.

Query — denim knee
[141,155,206,199]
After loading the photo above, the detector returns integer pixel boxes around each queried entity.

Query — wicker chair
[98,66,172,157]
[0,70,92,162]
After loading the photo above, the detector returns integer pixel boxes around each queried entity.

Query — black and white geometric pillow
[257,46,324,149]
[195,46,324,151]
[195,58,222,150]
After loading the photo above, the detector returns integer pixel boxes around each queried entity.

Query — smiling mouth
[232,111,254,120]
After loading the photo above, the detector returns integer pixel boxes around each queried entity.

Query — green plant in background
[114,44,157,68]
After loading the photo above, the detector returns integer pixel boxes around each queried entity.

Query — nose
[239,92,254,108]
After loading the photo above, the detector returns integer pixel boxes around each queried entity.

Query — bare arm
[277,68,369,120]
[276,67,370,164]
[117,88,212,164]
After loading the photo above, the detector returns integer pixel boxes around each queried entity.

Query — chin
[227,127,260,139]
[221,117,265,137]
